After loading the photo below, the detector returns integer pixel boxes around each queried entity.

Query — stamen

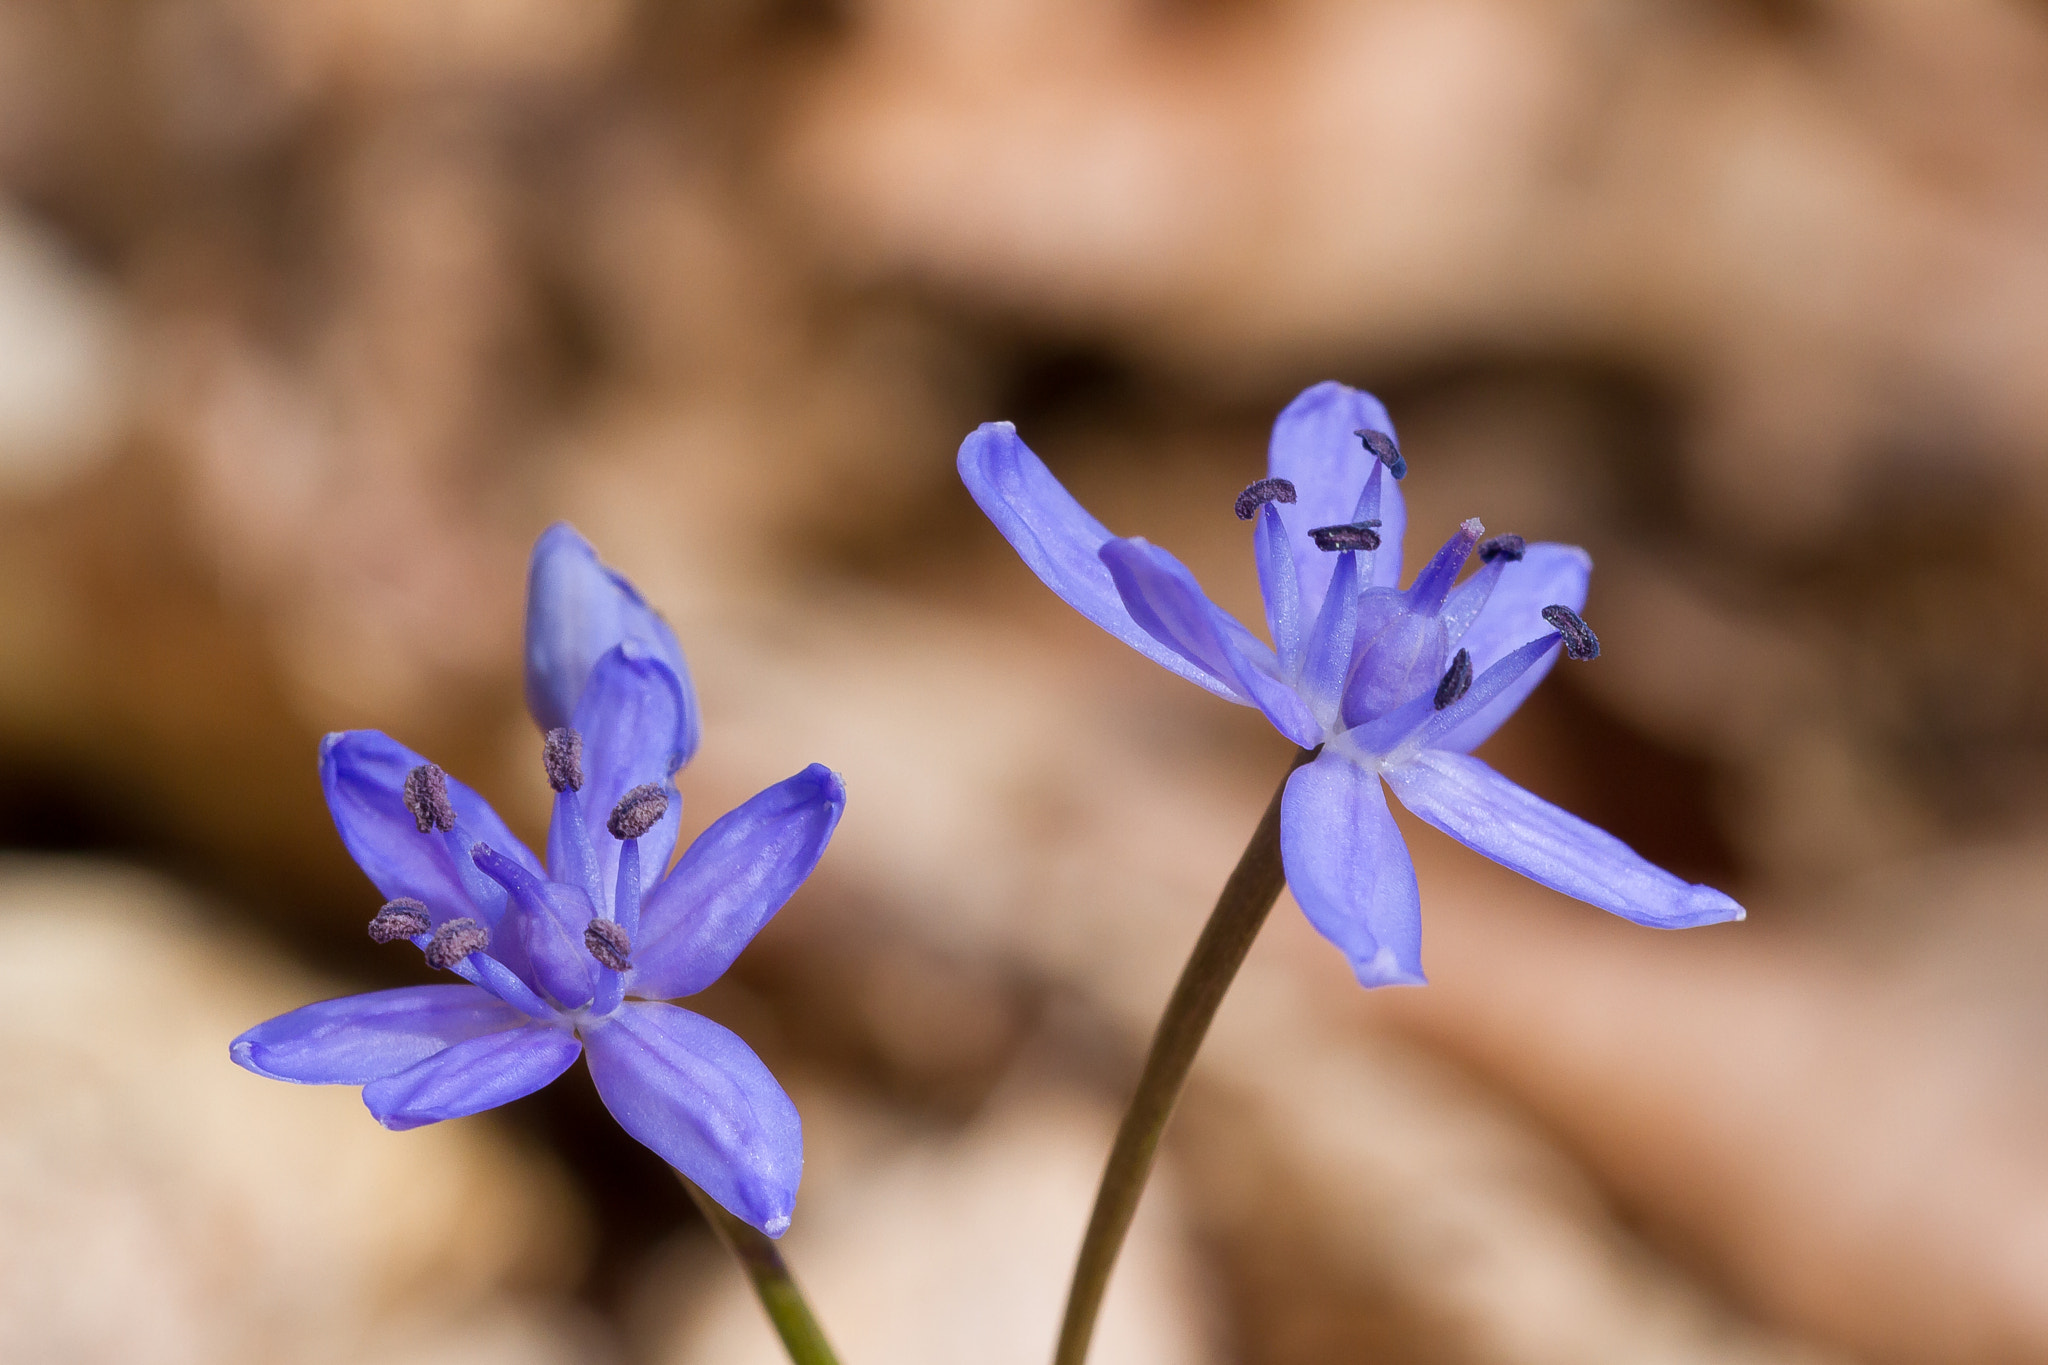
[1308,520,1382,552]
[1542,605,1601,660]
[402,764,457,833]
[1477,534,1525,564]
[1354,428,1407,480]
[423,917,488,971]
[1433,648,1473,709]
[585,918,632,971]
[1234,477,1297,521]
[608,783,669,840]
[368,898,432,943]
[542,727,584,793]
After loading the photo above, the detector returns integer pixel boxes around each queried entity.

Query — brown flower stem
[686,1180,842,1365]
[1052,746,1316,1365]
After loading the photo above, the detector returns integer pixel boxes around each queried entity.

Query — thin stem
[1053,747,1316,1365]
[686,1180,842,1365]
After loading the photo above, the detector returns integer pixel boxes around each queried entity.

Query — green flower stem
[686,1180,842,1365]
[1053,746,1316,1365]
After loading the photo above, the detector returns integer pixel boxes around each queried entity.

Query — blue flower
[959,381,1742,987]
[232,523,843,1237]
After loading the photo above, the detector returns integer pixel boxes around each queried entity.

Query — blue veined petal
[573,645,688,912]
[1267,382,1410,606]
[1279,751,1426,987]
[633,765,846,1001]
[230,985,531,1085]
[1431,543,1590,753]
[320,730,543,920]
[525,522,700,765]
[1099,538,1321,746]
[581,1002,803,1238]
[959,422,1252,697]
[361,1024,583,1130]
[1383,750,1745,928]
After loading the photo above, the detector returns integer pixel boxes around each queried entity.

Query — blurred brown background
[1,1,2046,1362]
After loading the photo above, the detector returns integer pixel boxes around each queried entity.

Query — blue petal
[1383,750,1745,928]
[633,765,846,1000]
[1279,751,1426,987]
[1431,544,1590,753]
[573,645,689,913]
[1099,538,1321,745]
[230,985,530,1085]
[581,1002,803,1238]
[361,1024,583,1130]
[525,522,700,764]
[959,422,1251,697]
[320,730,543,920]
[1267,382,1410,605]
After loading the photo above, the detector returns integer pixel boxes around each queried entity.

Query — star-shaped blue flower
[959,381,1741,986]
[232,524,843,1237]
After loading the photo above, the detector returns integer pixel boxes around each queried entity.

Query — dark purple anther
[402,764,457,833]
[1542,605,1601,661]
[543,727,584,793]
[1354,428,1406,480]
[368,898,432,943]
[1234,477,1297,521]
[1433,648,1474,710]
[423,917,488,971]
[608,783,669,840]
[585,918,633,971]
[1478,534,1526,564]
[1308,520,1383,552]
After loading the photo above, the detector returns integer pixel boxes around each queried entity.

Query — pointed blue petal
[361,1024,582,1130]
[959,422,1251,695]
[1384,750,1744,928]
[1267,382,1409,606]
[1279,751,1426,987]
[1099,538,1321,745]
[582,1002,803,1238]
[320,730,543,919]
[1431,543,1590,753]
[230,985,530,1085]
[634,765,846,1000]
[525,522,700,764]
[573,645,688,913]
